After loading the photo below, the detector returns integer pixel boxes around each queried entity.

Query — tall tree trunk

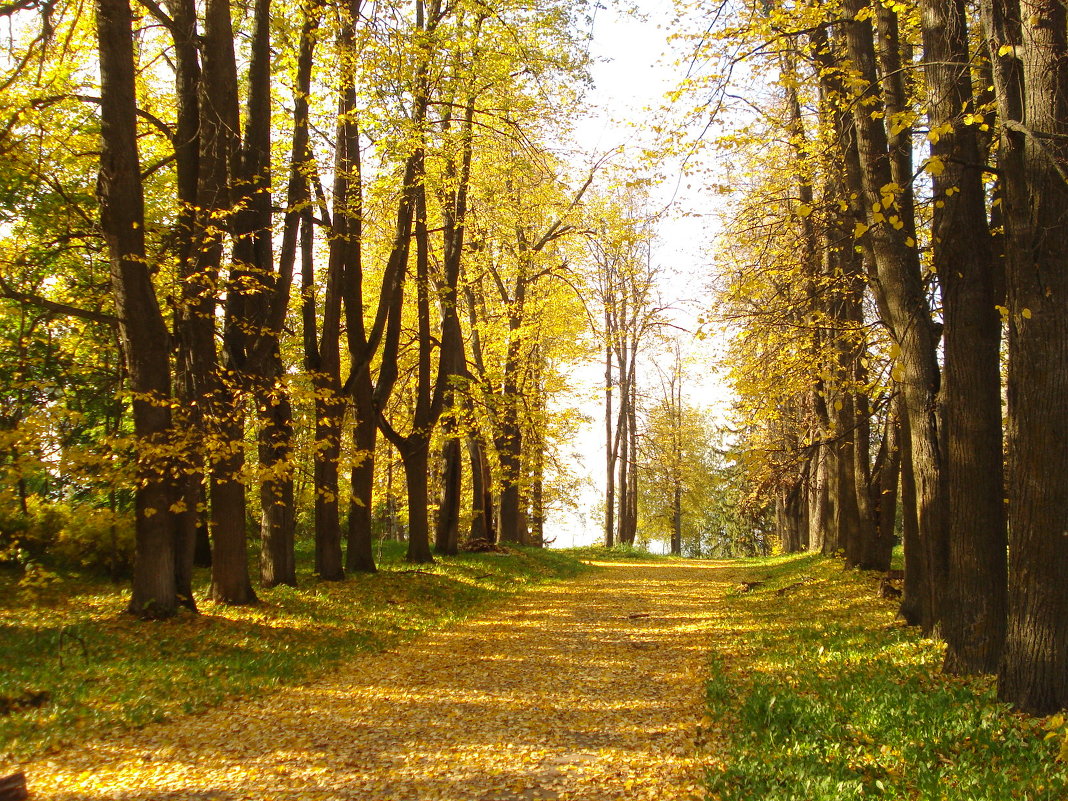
[604,334,615,548]
[671,480,682,556]
[251,0,318,588]
[497,293,527,545]
[304,184,345,580]
[209,408,256,602]
[840,1,947,632]
[380,147,444,564]
[997,0,1068,714]
[164,0,201,611]
[199,0,256,606]
[919,0,1006,674]
[432,89,475,555]
[96,0,179,618]
[311,382,345,581]
[616,366,629,547]
[625,377,639,545]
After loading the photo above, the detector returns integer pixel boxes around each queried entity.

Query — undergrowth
[0,540,586,763]
[702,553,1068,801]
[563,542,670,562]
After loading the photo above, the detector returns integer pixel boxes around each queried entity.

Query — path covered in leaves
[26,560,744,800]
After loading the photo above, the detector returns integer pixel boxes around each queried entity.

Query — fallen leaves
[17,560,746,800]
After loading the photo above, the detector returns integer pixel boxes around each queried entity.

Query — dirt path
[27,560,744,800]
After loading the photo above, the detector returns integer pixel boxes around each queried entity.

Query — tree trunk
[870,394,901,571]
[604,336,615,547]
[96,0,179,618]
[625,378,639,545]
[808,437,829,554]
[312,382,345,581]
[163,0,200,611]
[400,437,433,563]
[841,0,947,632]
[997,0,1068,714]
[435,434,462,555]
[346,371,378,572]
[498,301,527,545]
[467,434,494,543]
[919,0,1006,674]
[208,407,256,604]
[898,403,924,626]
[258,364,295,587]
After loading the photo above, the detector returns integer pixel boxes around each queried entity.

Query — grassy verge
[562,543,672,562]
[702,553,1068,801]
[0,541,587,764]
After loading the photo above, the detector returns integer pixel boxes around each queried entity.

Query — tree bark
[435,435,463,555]
[840,0,947,632]
[604,334,615,547]
[346,366,378,572]
[96,0,179,618]
[997,0,1068,714]
[919,0,1006,674]
[163,0,200,611]
[898,402,924,626]
[466,433,495,543]
[199,0,255,606]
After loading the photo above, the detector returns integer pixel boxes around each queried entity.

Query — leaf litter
[20,560,748,800]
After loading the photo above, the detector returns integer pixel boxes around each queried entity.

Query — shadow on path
[26,560,746,801]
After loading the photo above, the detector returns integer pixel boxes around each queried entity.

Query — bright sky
[546,0,733,549]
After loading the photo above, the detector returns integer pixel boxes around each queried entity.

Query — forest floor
[16,558,747,800]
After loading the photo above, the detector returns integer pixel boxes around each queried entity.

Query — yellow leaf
[1022,308,1032,319]
[998,44,1013,57]
[854,222,869,238]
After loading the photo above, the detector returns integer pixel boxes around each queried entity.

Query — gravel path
[27,559,744,800]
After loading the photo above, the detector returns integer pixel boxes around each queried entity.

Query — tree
[587,189,664,548]
[918,0,1006,675]
[636,346,702,557]
[992,0,1068,714]
[96,0,179,617]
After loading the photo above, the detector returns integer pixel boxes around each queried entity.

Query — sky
[544,0,733,549]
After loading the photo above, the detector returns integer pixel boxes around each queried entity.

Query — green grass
[561,542,672,561]
[0,539,587,763]
[702,554,1068,801]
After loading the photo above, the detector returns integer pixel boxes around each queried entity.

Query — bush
[0,494,134,578]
